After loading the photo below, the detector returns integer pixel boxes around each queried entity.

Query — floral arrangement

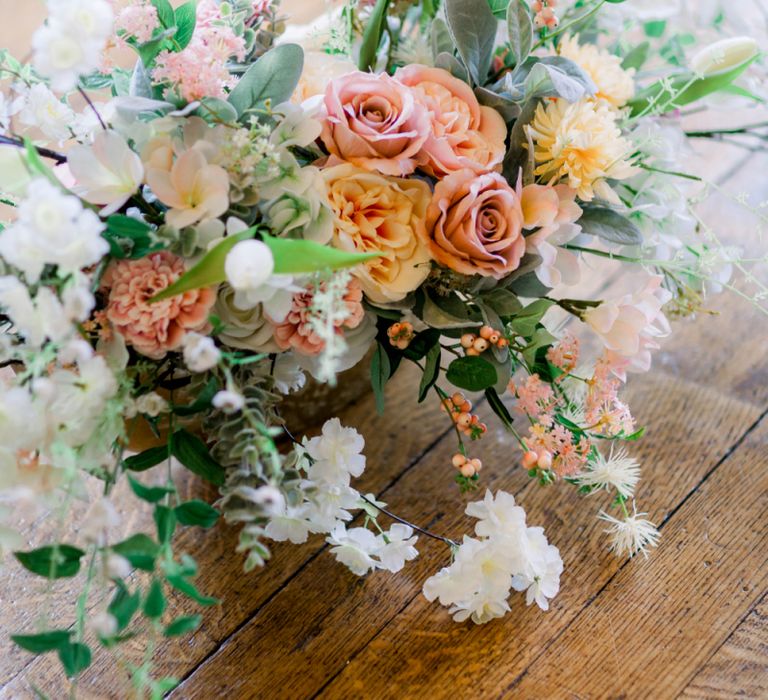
[0,0,765,692]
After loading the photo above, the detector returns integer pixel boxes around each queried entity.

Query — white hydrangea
[303,418,366,486]
[0,179,108,284]
[423,490,563,623]
[375,523,419,573]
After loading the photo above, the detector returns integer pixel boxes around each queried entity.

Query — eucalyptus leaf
[502,97,538,183]
[507,0,533,68]
[430,18,453,60]
[578,206,643,246]
[418,343,441,403]
[444,0,498,85]
[435,52,469,82]
[228,44,304,119]
[524,62,592,102]
[474,87,521,122]
[480,288,523,318]
[129,59,153,98]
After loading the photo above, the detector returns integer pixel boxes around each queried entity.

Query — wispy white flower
[182,333,220,373]
[212,389,245,414]
[326,524,379,576]
[577,447,641,499]
[599,506,660,558]
[375,523,419,573]
[0,178,108,283]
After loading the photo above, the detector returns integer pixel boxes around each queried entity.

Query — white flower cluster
[264,418,419,575]
[32,0,114,92]
[423,491,563,624]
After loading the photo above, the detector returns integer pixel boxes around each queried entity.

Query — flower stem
[360,494,457,547]
[531,0,605,51]
[0,134,66,164]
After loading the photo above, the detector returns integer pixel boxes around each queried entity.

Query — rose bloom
[102,251,216,359]
[395,65,507,177]
[424,169,525,278]
[272,278,365,355]
[322,163,432,303]
[320,71,430,176]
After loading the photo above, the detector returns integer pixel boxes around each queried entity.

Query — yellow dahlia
[526,98,638,204]
[557,35,636,109]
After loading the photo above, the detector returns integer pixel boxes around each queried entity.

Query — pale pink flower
[272,278,364,356]
[67,130,144,215]
[395,65,507,177]
[585,353,635,437]
[583,275,671,374]
[146,148,229,229]
[320,71,430,176]
[546,332,579,376]
[509,374,558,424]
[102,251,216,358]
[114,1,159,44]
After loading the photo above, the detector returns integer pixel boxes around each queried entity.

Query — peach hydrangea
[102,251,216,359]
[272,278,365,356]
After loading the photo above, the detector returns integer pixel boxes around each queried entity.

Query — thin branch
[360,494,457,547]
[0,134,66,164]
[77,86,107,130]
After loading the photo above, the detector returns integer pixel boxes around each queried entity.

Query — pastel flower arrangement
[0,0,764,692]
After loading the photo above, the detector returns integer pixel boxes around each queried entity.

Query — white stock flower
[577,447,641,499]
[599,507,660,559]
[465,489,528,539]
[301,482,358,533]
[303,418,366,486]
[0,178,108,283]
[264,503,313,544]
[17,84,75,143]
[212,389,245,414]
[68,130,144,215]
[375,523,419,573]
[326,524,379,576]
[182,333,220,373]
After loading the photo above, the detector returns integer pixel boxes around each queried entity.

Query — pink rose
[424,169,525,278]
[102,251,216,359]
[395,65,507,177]
[320,71,430,176]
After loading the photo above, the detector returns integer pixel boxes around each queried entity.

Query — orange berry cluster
[441,392,488,440]
[522,449,553,471]
[452,452,483,478]
[387,321,415,350]
[460,325,508,356]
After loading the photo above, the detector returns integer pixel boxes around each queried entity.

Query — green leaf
[143,578,167,619]
[487,0,508,18]
[524,60,595,101]
[103,215,161,259]
[358,0,391,71]
[502,97,538,184]
[151,0,175,29]
[402,328,441,362]
[370,343,391,415]
[22,138,61,188]
[481,288,523,319]
[228,44,304,119]
[58,642,91,678]
[108,584,141,631]
[444,0,498,85]
[123,445,170,472]
[154,505,177,544]
[446,356,498,392]
[418,343,441,402]
[170,430,226,486]
[420,291,481,330]
[175,500,220,528]
[485,387,514,427]
[578,206,642,246]
[163,614,202,637]
[15,545,85,579]
[150,230,378,303]
[643,19,667,38]
[12,631,72,654]
[628,55,759,117]
[173,2,197,50]
[128,475,175,504]
[507,0,533,68]
[167,576,219,606]
[111,533,160,572]
[172,377,219,416]
[511,299,555,337]
[622,41,650,71]
[196,97,239,123]
[522,327,557,367]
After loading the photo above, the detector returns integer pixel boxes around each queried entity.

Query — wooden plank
[681,594,768,700]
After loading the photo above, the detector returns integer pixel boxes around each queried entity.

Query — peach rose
[424,169,525,278]
[322,163,432,303]
[395,65,507,177]
[102,251,216,359]
[320,71,430,176]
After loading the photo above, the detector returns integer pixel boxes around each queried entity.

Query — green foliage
[228,44,304,119]
[643,20,667,38]
[175,500,220,528]
[358,0,391,71]
[164,615,202,637]
[143,579,167,619]
[621,41,650,71]
[154,505,177,544]
[151,0,175,29]
[111,533,160,572]
[510,299,555,337]
[124,445,170,472]
[507,0,533,68]
[173,2,197,50]
[485,387,514,427]
[446,356,498,392]
[170,429,226,486]
[15,545,85,579]
[420,290,482,330]
[108,583,142,631]
[58,642,92,678]
[167,575,219,606]
[418,343,441,403]
[444,0,498,85]
[370,343,391,414]
[128,475,175,503]
[578,206,643,246]
[11,630,72,654]
[103,215,162,260]
[487,0,508,17]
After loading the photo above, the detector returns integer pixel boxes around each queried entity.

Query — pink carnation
[272,278,364,356]
[102,251,216,359]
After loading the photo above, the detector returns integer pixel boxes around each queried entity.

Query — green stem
[686,121,768,137]
[531,0,605,51]
[638,163,703,182]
